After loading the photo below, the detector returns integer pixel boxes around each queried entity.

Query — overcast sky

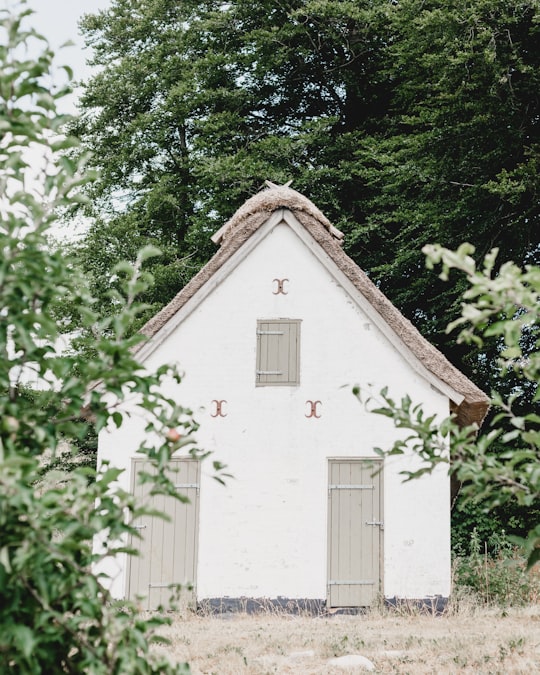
[24,0,112,111]
[14,1,113,239]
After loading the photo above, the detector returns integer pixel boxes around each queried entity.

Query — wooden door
[327,459,383,607]
[127,458,200,610]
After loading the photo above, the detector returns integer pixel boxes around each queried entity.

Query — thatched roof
[138,185,489,428]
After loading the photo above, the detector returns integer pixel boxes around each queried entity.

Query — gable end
[135,187,489,429]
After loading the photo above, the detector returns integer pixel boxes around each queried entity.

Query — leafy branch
[357,243,540,568]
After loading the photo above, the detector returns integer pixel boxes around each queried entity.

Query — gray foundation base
[198,596,448,616]
[384,595,448,615]
[199,597,326,615]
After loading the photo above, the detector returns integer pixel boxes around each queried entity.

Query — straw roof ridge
[219,186,333,241]
[139,210,269,339]
[291,209,488,425]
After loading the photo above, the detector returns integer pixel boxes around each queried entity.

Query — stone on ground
[327,654,375,671]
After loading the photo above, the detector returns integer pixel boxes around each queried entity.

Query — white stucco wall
[97,217,451,602]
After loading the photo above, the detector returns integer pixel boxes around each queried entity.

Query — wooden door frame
[326,457,384,607]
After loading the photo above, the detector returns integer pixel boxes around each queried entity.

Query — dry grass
[153,603,540,674]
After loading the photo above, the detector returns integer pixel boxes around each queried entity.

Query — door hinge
[257,330,284,336]
[328,580,374,586]
[329,484,374,490]
[256,370,283,376]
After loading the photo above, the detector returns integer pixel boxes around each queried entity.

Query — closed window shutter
[256,320,300,385]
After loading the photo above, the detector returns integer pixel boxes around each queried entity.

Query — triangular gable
[136,186,489,428]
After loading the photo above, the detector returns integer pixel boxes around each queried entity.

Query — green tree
[0,6,201,671]
[73,0,392,325]
[358,244,540,568]
[74,0,539,349]
[355,0,540,382]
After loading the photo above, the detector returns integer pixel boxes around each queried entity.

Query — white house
[96,185,488,611]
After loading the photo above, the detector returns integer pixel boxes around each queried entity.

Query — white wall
[97,218,451,601]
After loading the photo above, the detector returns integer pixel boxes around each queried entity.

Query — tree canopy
[75,0,539,351]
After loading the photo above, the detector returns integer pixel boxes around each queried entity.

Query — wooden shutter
[127,458,200,610]
[256,319,300,385]
[327,459,383,607]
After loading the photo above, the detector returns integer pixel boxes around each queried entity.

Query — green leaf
[112,411,123,428]
[11,625,36,659]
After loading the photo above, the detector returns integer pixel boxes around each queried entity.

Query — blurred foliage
[359,244,540,568]
[0,5,205,671]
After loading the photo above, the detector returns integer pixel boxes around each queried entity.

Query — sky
[23,0,112,112]
[9,1,113,238]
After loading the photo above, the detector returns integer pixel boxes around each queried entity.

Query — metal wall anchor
[211,399,227,417]
[272,278,289,295]
[305,400,322,418]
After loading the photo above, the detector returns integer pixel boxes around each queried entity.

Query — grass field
[154,604,540,674]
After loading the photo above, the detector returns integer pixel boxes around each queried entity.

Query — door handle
[365,521,384,530]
